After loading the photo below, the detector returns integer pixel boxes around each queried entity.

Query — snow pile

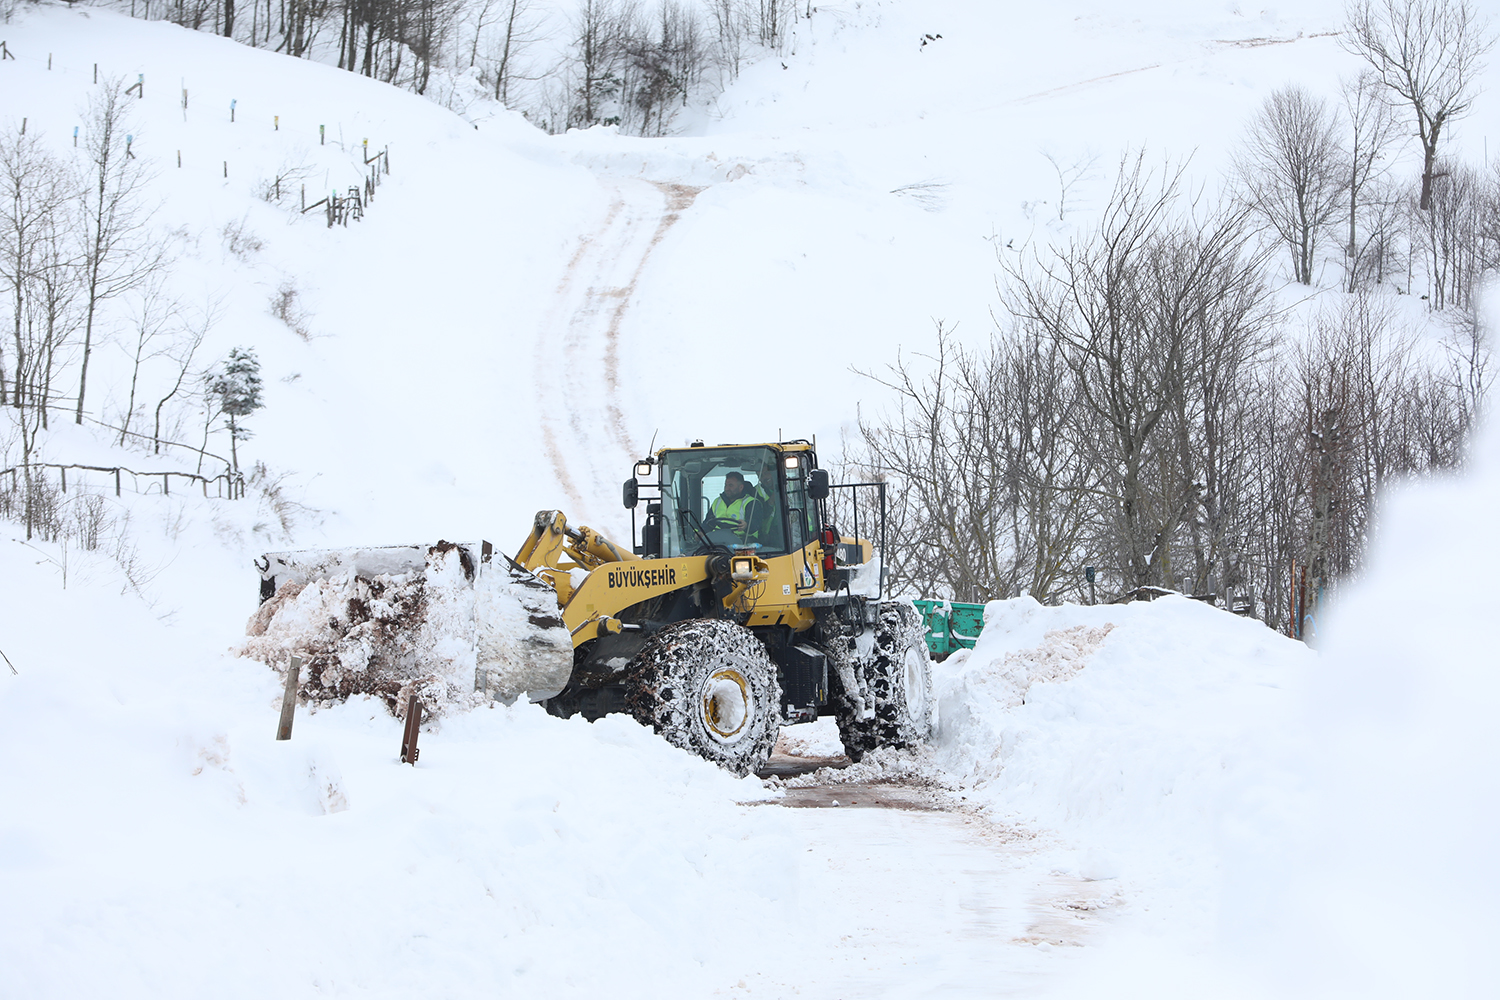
[244,543,573,713]
[774,716,846,757]
[933,596,1314,892]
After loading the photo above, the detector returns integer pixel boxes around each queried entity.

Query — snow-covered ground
[3,1,1498,996]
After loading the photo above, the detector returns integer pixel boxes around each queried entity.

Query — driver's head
[723,471,746,499]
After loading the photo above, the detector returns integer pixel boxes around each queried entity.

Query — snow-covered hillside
[3,1,1498,996]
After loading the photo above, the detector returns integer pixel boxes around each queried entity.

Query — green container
[912,598,987,658]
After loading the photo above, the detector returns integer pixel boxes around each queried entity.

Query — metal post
[276,655,301,740]
[114,468,121,497]
[400,694,421,764]
[1085,566,1096,606]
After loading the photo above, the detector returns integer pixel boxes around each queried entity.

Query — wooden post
[276,655,302,740]
[114,468,121,497]
[162,473,169,496]
[400,694,421,764]
[60,467,66,492]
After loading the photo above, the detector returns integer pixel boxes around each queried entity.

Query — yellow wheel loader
[246,440,932,774]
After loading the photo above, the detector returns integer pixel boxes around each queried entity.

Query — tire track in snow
[535,179,701,524]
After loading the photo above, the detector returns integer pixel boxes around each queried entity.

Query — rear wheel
[626,619,782,776]
[834,602,933,762]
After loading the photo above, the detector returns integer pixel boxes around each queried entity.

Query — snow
[3,1,1500,996]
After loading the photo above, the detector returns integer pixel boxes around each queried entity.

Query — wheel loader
[245,439,932,775]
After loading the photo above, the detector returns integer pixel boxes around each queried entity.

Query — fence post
[115,469,121,497]
[276,655,302,740]
[162,473,169,496]
[60,467,66,492]
[400,693,421,764]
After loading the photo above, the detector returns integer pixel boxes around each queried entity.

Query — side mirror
[623,478,639,509]
[808,468,830,500]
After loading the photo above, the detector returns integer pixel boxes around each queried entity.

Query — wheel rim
[701,667,754,743]
[902,641,929,721]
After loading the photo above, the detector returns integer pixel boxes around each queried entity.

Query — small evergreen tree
[209,347,263,475]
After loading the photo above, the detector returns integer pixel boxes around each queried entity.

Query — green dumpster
[912,599,987,658]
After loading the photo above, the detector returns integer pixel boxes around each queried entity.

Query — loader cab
[632,444,820,559]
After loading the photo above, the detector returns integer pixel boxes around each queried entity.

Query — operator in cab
[711,471,769,546]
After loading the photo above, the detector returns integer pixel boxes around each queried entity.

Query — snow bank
[933,594,1315,922]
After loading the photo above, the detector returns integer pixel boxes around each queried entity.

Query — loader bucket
[244,540,573,714]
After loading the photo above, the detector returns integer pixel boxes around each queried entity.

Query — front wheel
[625,619,782,776]
[833,602,933,762]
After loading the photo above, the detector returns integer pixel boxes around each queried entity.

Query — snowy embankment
[930,595,1315,923]
[0,525,797,998]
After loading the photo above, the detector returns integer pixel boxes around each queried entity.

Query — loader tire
[834,602,933,762]
[625,619,782,776]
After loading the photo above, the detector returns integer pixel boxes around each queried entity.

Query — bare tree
[1235,85,1345,285]
[115,278,182,445]
[1344,0,1496,210]
[1041,148,1100,222]
[487,0,546,105]
[153,297,215,455]
[1439,305,1490,442]
[0,128,69,412]
[1339,70,1404,290]
[707,0,745,84]
[28,205,80,431]
[74,80,164,425]
[1412,158,1486,308]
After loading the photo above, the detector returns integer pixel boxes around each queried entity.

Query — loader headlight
[783,454,800,469]
[730,557,755,582]
[634,461,654,479]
